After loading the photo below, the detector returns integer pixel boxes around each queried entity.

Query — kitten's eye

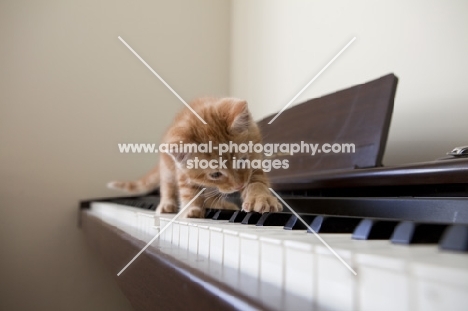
[209,172,222,179]
[240,154,248,160]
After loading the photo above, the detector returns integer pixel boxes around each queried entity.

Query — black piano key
[106,197,161,210]
[439,225,468,252]
[391,221,448,244]
[352,219,399,240]
[284,215,316,230]
[229,210,247,223]
[256,213,292,226]
[241,212,262,224]
[212,210,237,220]
[307,216,361,233]
[204,209,217,219]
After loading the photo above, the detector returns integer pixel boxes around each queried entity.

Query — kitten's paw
[185,206,204,218]
[242,193,282,213]
[156,201,178,214]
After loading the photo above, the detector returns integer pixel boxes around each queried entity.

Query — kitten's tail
[107,166,160,195]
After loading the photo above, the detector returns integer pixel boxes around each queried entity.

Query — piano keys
[79,144,468,311]
[82,200,468,311]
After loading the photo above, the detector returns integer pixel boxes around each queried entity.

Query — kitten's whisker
[204,193,218,200]
[211,193,219,208]
[213,193,223,209]
[204,190,219,197]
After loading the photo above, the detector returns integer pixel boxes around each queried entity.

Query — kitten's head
[166,98,262,194]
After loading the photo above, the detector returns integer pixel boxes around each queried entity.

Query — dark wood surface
[258,73,398,180]
[270,157,468,191]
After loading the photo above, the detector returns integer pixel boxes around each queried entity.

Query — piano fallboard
[270,157,468,191]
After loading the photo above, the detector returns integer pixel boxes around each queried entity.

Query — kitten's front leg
[178,183,206,218]
[241,170,282,213]
[155,157,178,214]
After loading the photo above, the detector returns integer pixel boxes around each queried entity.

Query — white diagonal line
[268,37,356,124]
[118,36,207,125]
[117,188,206,276]
[269,188,357,276]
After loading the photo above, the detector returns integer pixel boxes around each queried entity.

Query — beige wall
[0,0,230,310]
[230,0,468,165]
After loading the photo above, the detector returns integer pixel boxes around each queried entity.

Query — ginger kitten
[108,97,282,218]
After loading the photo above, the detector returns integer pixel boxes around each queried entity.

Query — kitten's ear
[167,151,189,164]
[230,100,251,133]
[164,143,191,164]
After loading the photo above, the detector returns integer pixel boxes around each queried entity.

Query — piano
[80,74,468,311]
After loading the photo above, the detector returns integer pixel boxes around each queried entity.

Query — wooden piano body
[80,74,468,311]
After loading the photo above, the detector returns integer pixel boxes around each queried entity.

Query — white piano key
[154,213,176,227]
[188,223,199,254]
[160,217,173,242]
[284,239,315,303]
[259,236,284,288]
[411,252,468,311]
[359,262,410,311]
[137,212,154,237]
[153,214,162,227]
[312,236,391,311]
[238,232,262,295]
[258,231,327,311]
[159,217,168,241]
[172,220,180,246]
[223,229,240,270]
[315,241,356,311]
[356,245,437,311]
[259,280,286,311]
[198,225,211,258]
[221,229,241,291]
[267,231,354,298]
[179,221,189,250]
[226,224,286,237]
[136,212,145,240]
[239,232,260,280]
[210,227,224,264]
[315,238,434,311]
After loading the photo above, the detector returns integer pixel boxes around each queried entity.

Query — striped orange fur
[108,97,282,217]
